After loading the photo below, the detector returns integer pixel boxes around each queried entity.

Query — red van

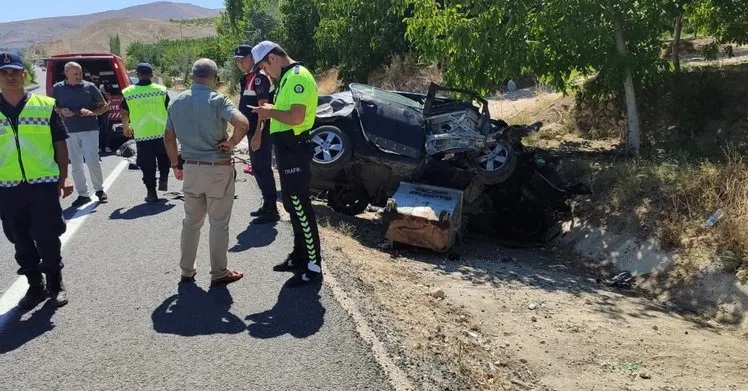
[45,53,132,144]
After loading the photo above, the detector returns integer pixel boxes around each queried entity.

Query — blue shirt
[165,83,241,162]
[51,80,105,133]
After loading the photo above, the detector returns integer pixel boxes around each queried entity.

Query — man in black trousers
[121,63,171,203]
[235,44,280,224]
[0,52,73,308]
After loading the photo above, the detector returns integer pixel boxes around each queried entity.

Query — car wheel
[473,141,517,185]
[328,186,370,216]
[310,125,353,169]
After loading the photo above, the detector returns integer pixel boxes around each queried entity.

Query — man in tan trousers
[164,58,248,286]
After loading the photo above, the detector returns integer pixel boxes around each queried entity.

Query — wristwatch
[170,163,179,169]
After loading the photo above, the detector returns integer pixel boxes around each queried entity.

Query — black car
[309,82,588,242]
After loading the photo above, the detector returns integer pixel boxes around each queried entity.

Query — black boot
[19,273,47,310]
[272,252,304,272]
[46,271,68,307]
[145,187,158,203]
[253,207,280,224]
[158,178,168,191]
[250,203,269,217]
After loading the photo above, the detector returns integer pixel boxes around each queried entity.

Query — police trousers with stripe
[274,135,322,273]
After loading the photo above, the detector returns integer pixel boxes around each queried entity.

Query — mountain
[0,1,222,49]
[26,18,218,58]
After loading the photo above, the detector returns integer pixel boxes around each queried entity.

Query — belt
[183,159,232,166]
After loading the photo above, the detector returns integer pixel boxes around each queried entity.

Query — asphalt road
[0,156,393,391]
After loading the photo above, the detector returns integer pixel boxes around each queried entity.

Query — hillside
[0,1,221,49]
[26,18,217,58]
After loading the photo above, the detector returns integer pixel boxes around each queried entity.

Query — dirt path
[315,207,748,391]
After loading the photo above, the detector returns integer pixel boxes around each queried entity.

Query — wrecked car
[310,82,589,243]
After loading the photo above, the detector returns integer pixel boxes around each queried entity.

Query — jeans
[66,130,104,197]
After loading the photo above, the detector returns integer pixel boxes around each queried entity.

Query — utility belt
[272,130,311,152]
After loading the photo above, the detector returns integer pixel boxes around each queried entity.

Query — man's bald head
[191,58,220,87]
[64,61,84,85]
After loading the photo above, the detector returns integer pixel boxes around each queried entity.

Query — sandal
[210,270,244,286]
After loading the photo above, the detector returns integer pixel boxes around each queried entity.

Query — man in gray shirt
[51,62,110,207]
[165,58,249,286]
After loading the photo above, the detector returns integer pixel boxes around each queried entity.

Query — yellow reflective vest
[0,95,60,187]
[122,83,168,141]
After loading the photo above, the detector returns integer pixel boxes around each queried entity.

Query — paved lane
[0,156,393,390]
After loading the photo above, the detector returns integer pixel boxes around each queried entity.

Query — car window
[350,83,423,110]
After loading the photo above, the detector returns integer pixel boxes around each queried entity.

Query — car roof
[45,53,123,61]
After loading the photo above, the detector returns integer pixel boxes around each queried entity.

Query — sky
[0,0,225,23]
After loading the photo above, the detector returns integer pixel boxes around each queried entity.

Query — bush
[702,42,720,60]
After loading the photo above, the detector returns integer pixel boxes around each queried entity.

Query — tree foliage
[109,34,121,56]
[404,0,667,96]
[279,0,320,69]
[314,0,410,83]
[23,60,35,85]
[126,37,222,80]
[686,0,748,44]
[220,0,411,82]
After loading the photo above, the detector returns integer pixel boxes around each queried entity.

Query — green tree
[280,0,320,68]
[686,0,748,44]
[219,0,282,56]
[109,34,121,56]
[23,60,36,85]
[405,0,669,155]
[315,0,410,83]
[126,37,224,81]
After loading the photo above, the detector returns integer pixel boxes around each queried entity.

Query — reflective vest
[270,64,318,136]
[0,95,59,187]
[122,83,168,141]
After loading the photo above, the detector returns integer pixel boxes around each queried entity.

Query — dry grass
[315,55,443,94]
[584,149,748,280]
[318,216,356,237]
[368,54,443,92]
[314,55,442,94]
[315,68,343,95]
[495,84,748,283]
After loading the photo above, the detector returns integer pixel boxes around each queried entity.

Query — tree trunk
[611,9,641,155]
[671,14,683,71]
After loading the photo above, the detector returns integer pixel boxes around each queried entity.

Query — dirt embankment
[311,205,748,391]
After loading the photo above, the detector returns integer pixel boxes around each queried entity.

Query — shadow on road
[229,221,278,252]
[151,284,246,336]
[0,301,58,353]
[109,200,176,220]
[246,277,325,339]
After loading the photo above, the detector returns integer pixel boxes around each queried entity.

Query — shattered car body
[310,82,589,243]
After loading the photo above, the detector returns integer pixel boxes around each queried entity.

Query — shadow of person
[0,300,58,353]
[151,283,246,336]
[246,277,325,339]
[229,221,278,252]
[110,200,176,220]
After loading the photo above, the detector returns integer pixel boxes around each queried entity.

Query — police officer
[122,63,171,203]
[0,52,73,308]
[234,44,279,224]
[250,41,322,287]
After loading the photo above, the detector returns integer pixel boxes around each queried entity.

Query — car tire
[310,125,353,170]
[473,141,517,185]
[327,186,370,216]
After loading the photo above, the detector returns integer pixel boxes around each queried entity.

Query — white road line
[0,160,129,325]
